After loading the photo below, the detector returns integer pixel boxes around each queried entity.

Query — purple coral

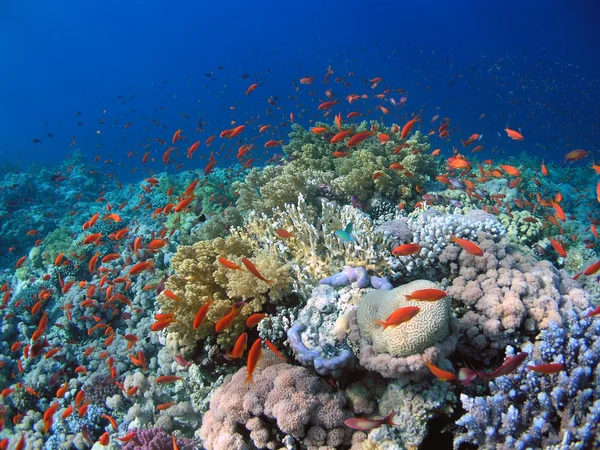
[287,321,356,377]
[319,266,392,290]
[444,235,589,363]
[122,427,198,450]
[455,311,600,449]
[199,361,354,449]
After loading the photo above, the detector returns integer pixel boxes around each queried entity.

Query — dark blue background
[1,0,598,180]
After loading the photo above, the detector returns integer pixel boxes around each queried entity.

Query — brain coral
[356,280,450,357]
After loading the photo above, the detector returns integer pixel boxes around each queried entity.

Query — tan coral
[356,280,451,357]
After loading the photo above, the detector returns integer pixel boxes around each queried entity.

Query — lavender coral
[199,359,354,449]
[454,310,599,449]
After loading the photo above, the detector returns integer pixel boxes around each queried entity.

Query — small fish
[504,127,524,140]
[344,411,396,431]
[583,260,600,276]
[226,332,248,359]
[477,352,529,378]
[527,363,564,374]
[391,243,421,256]
[218,257,244,270]
[450,235,483,256]
[374,306,420,330]
[548,238,567,258]
[246,313,266,328]
[244,338,263,385]
[276,228,294,239]
[242,257,275,285]
[404,289,447,302]
[335,223,355,242]
[155,375,183,384]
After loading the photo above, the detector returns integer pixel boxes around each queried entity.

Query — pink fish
[344,411,396,431]
[477,352,529,379]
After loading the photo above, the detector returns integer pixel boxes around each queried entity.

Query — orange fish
[245,313,266,328]
[129,260,154,275]
[241,258,274,285]
[218,257,243,270]
[404,289,447,302]
[504,127,524,140]
[330,129,352,144]
[548,238,567,258]
[244,83,259,95]
[264,140,282,148]
[215,301,245,333]
[565,149,588,161]
[401,117,418,139]
[244,338,263,385]
[374,306,420,330]
[424,360,457,382]
[311,127,328,134]
[500,165,520,176]
[172,129,182,144]
[227,332,248,359]
[317,100,337,110]
[193,298,214,329]
[541,160,548,176]
[346,131,373,148]
[450,235,484,256]
[155,375,183,384]
[583,260,600,276]
[552,201,566,222]
[597,181,600,203]
[391,243,421,256]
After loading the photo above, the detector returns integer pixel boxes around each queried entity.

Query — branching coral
[454,311,599,450]
[161,236,292,357]
[232,194,393,293]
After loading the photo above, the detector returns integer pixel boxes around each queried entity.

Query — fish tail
[449,234,458,243]
[243,373,254,385]
[383,411,397,426]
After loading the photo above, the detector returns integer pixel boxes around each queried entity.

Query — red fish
[401,117,418,139]
[244,83,259,95]
[505,127,524,140]
[344,412,396,431]
[391,243,421,256]
[346,131,373,148]
[565,149,588,161]
[404,289,447,302]
[227,332,248,359]
[583,260,600,276]
[548,238,567,258]
[245,338,263,384]
[450,236,484,256]
[155,375,183,384]
[241,257,274,285]
[527,363,564,374]
[477,352,528,378]
[374,306,420,330]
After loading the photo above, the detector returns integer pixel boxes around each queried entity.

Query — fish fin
[449,234,458,242]
[265,279,275,286]
[243,374,254,385]
[374,320,388,330]
[345,222,353,234]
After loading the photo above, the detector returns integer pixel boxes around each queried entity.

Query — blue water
[1,0,598,178]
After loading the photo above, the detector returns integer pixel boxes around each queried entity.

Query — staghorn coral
[350,280,458,379]
[199,359,354,450]
[162,235,292,357]
[455,310,599,450]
